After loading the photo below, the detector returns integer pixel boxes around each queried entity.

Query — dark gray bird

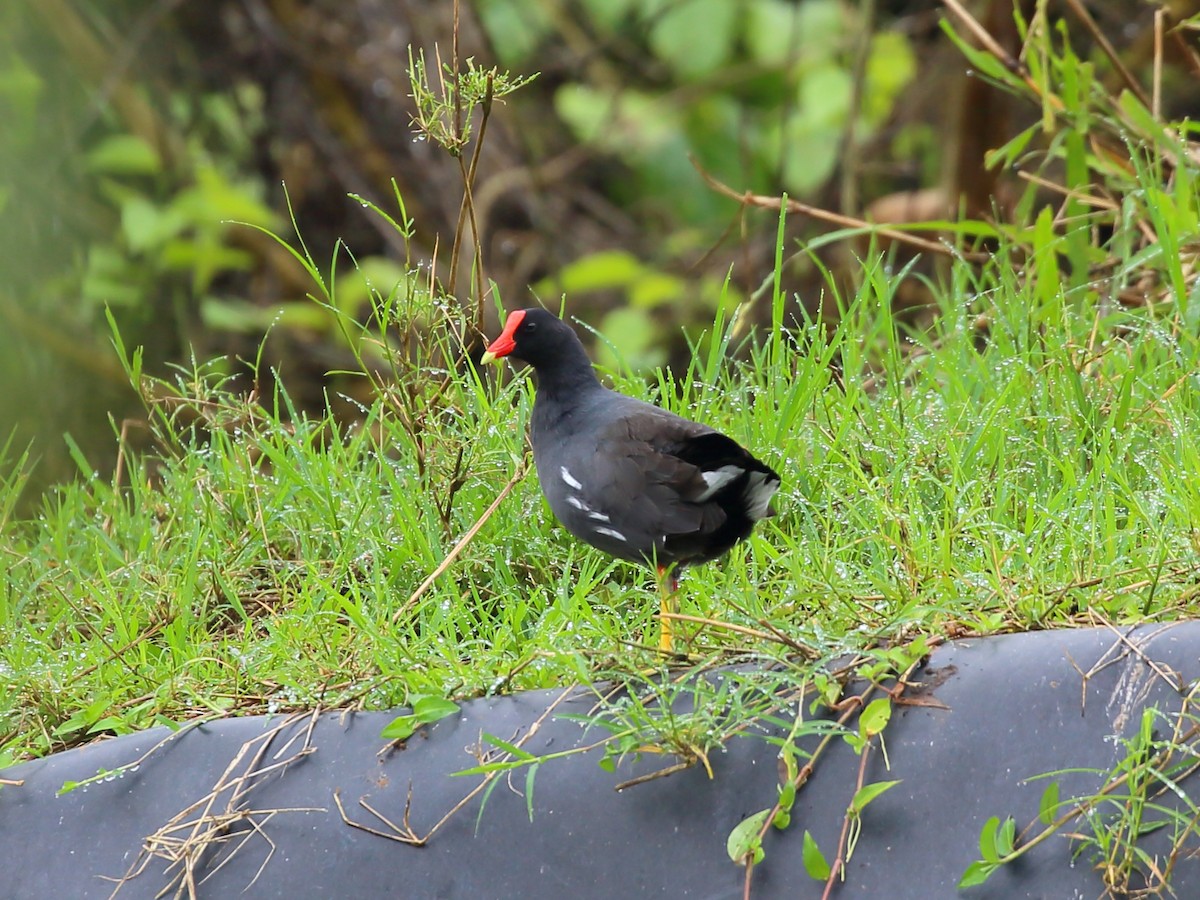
[481,308,780,653]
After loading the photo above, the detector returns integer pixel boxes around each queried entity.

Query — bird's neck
[531,344,604,406]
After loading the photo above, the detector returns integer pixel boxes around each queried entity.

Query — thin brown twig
[939,0,1054,106]
[108,712,320,898]
[716,593,821,658]
[821,742,872,900]
[463,71,495,339]
[691,157,990,262]
[1061,0,1150,109]
[662,612,780,644]
[392,458,528,623]
[613,760,694,791]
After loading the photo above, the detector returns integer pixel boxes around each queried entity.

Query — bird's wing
[588,408,731,538]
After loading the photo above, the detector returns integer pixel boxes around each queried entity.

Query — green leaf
[84,134,162,176]
[596,307,667,373]
[649,0,736,80]
[379,696,458,740]
[985,122,1040,171]
[379,714,418,741]
[726,809,771,864]
[474,0,552,66]
[939,20,1019,88]
[850,779,900,813]
[978,816,1002,863]
[745,0,798,65]
[579,0,637,30]
[524,762,539,822]
[780,746,799,784]
[778,780,797,810]
[994,816,1016,857]
[200,298,330,334]
[863,32,916,125]
[121,196,186,252]
[1038,781,1060,825]
[480,732,538,761]
[546,249,643,294]
[553,83,611,145]
[772,809,791,830]
[859,698,892,738]
[802,830,831,880]
[799,63,852,126]
[628,270,685,309]
[958,860,998,889]
[412,696,459,724]
[597,756,616,773]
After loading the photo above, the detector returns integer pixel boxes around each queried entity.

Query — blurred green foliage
[0,0,920,504]
[488,0,914,212]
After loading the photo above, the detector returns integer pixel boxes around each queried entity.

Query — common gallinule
[481,308,781,652]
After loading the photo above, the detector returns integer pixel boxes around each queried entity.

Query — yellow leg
[656,565,676,654]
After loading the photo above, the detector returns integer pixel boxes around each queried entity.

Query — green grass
[5,7,1200,772]
[3,206,1200,764]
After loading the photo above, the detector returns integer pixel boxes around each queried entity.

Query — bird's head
[480,308,576,369]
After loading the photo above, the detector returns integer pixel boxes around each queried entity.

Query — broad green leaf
[379,714,418,741]
[799,63,852,126]
[978,816,1002,863]
[84,134,162,176]
[780,746,799,784]
[579,0,637,30]
[475,0,552,66]
[994,816,1016,857]
[859,698,892,738]
[802,830,831,880]
[597,308,667,372]
[121,196,185,251]
[864,32,916,125]
[778,780,797,809]
[200,298,330,334]
[412,696,459,724]
[650,0,736,80]
[850,779,900,813]
[553,83,611,145]
[958,860,998,889]
[379,696,458,740]
[726,809,771,864]
[628,270,685,309]
[547,250,643,294]
[1038,781,1060,825]
[745,0,798,65]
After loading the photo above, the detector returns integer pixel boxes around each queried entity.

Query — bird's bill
[480,309,526,364]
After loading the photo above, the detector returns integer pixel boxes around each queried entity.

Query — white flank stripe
[567,495,588,511]
[560,466,583,490]
[696,464,742,501]
[744,471,780,520]
[587,510,611,523]
[594,526,627,542]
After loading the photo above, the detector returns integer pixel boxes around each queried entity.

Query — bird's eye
[525,321,538,333]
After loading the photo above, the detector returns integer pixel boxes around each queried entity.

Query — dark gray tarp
[3,623,1199,898]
